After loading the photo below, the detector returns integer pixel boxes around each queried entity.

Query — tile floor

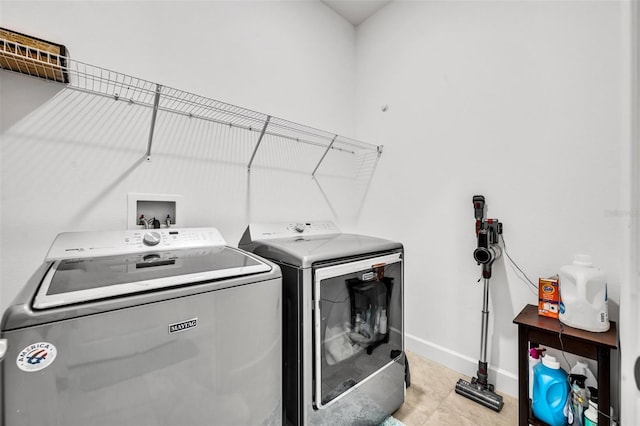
[392,351,518,426]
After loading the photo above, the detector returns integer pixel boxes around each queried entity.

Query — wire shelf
[0,38,382,171]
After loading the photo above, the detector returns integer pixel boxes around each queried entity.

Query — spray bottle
[571,360,597,391]
[569,374,587,426]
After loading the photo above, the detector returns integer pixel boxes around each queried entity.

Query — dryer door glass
[313,252,403,409]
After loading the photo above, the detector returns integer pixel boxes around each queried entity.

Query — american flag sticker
[16,342,57,372]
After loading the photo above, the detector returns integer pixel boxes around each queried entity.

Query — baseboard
[405,332,518,398]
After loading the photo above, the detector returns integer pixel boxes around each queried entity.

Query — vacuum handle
[473,195,486,235]
[473,195,486,219]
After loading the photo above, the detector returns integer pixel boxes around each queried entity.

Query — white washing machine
[239,221,406,426]
[0,227,282,426]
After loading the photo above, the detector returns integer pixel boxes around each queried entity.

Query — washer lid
[242,233,402,268]
[33,246,270,309]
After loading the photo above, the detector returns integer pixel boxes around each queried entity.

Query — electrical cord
[558,323,573,373]
[499,235,539,295]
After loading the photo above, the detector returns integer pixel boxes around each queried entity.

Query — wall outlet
[127,193,183,229]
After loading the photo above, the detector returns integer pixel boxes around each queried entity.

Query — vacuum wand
[455,195,504,412]
[476,275,497,392]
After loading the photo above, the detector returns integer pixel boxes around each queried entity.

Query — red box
[538,276,560,319]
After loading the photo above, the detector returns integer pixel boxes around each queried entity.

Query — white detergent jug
[559,255,609,332]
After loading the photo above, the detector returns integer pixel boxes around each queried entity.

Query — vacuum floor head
[455,378,504,412]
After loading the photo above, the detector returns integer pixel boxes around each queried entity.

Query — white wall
[354,0,630,409]
[0,1,361,312]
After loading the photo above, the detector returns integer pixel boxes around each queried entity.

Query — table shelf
[513,304,618,426]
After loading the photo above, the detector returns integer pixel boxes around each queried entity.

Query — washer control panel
[248,221,340,240]
[46,228,227,260]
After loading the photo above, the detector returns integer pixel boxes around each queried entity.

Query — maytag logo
[169,318,198,334]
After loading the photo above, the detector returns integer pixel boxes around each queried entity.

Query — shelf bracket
[247,115,271,172]
[145,84,162,161]
[312,134,338,177]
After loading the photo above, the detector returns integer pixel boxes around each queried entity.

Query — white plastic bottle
[559,255,609,332]
[584,395,598,426]
[379,309,388,334]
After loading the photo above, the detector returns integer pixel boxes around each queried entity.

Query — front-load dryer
[0,227,281,426]
[239,221,406,426]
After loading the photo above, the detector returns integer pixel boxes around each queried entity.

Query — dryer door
[312,252,403,409]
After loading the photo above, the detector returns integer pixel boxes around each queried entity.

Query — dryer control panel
[46,227,227,260]
[245,221,341,240]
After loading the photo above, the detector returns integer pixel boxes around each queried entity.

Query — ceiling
[321,0,392,27]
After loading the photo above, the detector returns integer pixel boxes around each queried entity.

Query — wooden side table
[513,304,618,426]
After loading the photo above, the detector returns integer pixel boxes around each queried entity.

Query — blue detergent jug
[532,355,569,426]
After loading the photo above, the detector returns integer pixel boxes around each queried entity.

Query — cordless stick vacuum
[455,195,505,412]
